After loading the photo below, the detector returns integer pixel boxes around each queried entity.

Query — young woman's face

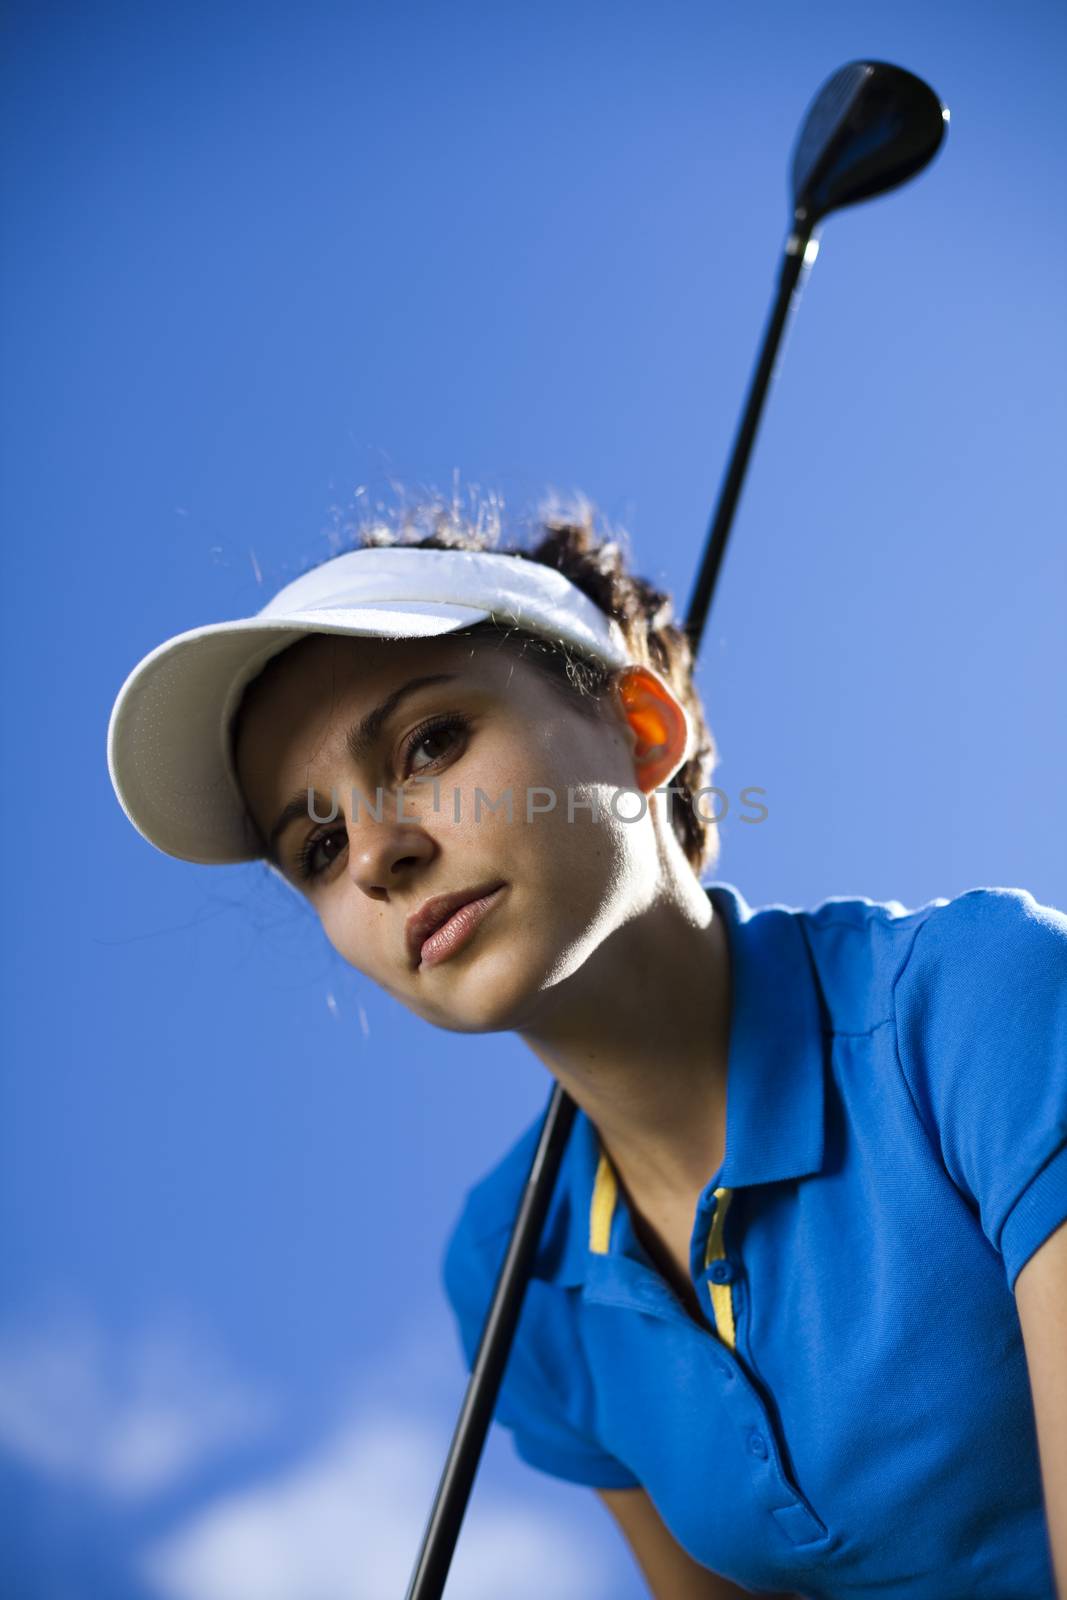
[233,631,680,1034]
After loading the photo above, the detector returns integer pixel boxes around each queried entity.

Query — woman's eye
[297,826,347,882]
[404,714,469,776]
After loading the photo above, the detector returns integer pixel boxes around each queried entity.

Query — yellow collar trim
[589,1150,617,1253]
[704,1186,737,1349]
[588,1145,738,1351]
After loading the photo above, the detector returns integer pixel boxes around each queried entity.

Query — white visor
[106,544,633,865]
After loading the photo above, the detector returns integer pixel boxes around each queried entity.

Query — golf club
[404,59,948,1600]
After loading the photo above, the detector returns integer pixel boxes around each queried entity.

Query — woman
[107,504,1067,1599]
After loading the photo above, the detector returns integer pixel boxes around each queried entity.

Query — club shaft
[685,224,813,656]
[404,219,817,1600]
[404,1087,578,1599]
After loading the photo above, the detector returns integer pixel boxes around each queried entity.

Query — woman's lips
[417,884,508,969]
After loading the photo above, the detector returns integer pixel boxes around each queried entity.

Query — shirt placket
[684,1182,830,1551]
[698,1186,738,1348]
[585,1162,831,1553]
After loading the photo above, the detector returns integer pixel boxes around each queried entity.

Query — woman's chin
[411,942,553,1035]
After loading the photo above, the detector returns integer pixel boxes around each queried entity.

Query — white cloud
[0,1307,275,1498]
[0,1305,623,1598]
[138,1407,604,1600]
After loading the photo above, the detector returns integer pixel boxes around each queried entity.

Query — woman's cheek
[318,901,376,979]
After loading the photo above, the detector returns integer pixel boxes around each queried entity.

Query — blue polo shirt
[442,881,1067,1599]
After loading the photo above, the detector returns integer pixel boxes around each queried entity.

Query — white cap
[107,544,633,865]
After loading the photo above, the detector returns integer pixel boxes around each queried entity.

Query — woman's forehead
[248,630,467,706]
[234,629,547,767]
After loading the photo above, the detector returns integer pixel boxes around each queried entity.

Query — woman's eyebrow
[343,672,460,766]
[264,672,461,865]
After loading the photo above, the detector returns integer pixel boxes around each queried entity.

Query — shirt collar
[549,880,827,1289]
[712,880,827,1189]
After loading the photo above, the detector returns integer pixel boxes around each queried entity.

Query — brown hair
[292,492,720,877]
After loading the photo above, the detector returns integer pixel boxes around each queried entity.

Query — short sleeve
[441,1203,641,1489]
[892,886,1067,1292]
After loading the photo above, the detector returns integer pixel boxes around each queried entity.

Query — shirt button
[712,1356,735,1382]
[707,1259,736,1284]
[747,1431,769,1460]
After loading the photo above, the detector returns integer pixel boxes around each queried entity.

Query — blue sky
[2,2,1065,1595]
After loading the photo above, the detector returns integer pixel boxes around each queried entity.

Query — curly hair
[286,492,720,878]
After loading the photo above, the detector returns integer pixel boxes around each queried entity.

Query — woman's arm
[1015,1214,1067,1600]
[595,1485,803,1600]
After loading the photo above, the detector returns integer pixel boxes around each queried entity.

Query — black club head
[791,61,948,230]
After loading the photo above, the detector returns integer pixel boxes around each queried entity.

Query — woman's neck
[516,877,732,1219]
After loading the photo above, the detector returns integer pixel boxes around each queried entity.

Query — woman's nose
[344,803,435,896]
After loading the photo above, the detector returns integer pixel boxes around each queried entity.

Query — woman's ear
[611,665,692,795]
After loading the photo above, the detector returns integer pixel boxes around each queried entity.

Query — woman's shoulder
[885,883,1067,1074]
[881,885,1067,1290]
[440,1107,563,1331]
[872,883,1067,1024]
[439,1101,591,1380]
[444,1110,547,1252]
[781,882,1066,1035]
[798,881,1064,940]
